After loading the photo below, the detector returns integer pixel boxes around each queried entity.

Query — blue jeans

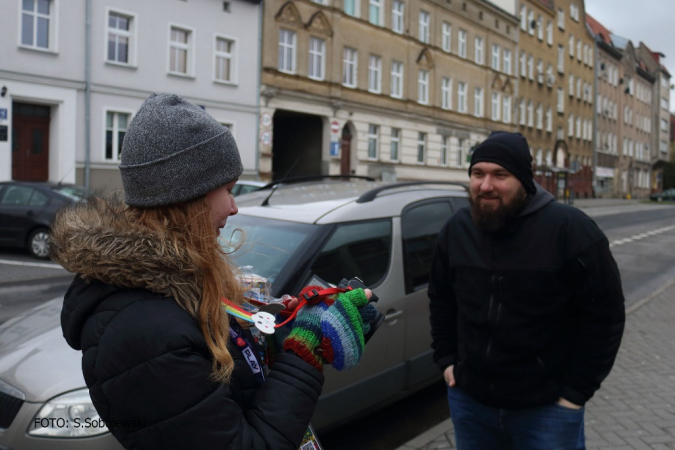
[447,386,586,450]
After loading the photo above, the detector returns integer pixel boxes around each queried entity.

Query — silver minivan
[0,179,468,449]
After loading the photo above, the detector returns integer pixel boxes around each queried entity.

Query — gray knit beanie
[119,93,243,207]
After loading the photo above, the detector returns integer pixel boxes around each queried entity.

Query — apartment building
[588,15,656,198]
[637,43,672,193]
[1,0,261,190]
[258,0,519,182]
[516,0,594,199]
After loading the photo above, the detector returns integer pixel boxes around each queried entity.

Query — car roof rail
[356,181,469,204]
[260,175,377,206]
[260,175,376,189]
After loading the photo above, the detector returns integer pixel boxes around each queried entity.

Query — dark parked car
[649,188,675,202]
[0,181,86,258]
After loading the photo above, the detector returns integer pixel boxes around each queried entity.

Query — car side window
[0,186,35,206]
[401,200,454,294]
[29,190,49,207]
[450,197,469,211]
[309,219,392,287]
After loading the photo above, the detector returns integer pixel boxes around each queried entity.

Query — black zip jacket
[428,184,625,409]
[61,277,323,449]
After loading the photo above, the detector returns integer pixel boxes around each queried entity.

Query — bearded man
[428,131,625,449]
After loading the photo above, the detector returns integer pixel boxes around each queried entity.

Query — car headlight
[27,389,109,438]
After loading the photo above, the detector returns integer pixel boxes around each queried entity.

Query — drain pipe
[84,0,92,190]
[592,36,599,197]
[254,0,263,179]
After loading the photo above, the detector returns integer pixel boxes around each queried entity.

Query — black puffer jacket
[53,198,323,449]
[429,184,625,409]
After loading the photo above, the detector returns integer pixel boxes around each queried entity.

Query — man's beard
[469,186,529,233]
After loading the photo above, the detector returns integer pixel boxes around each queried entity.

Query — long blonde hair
[127,196,242,383]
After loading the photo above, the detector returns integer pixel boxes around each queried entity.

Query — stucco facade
[258,0,519,183]
[1,0,261,191]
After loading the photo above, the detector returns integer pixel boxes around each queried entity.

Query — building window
[278,29,297,74]
[527,101,533,127]
[369,0,383,25]
[661,118,669,132]
[491,44,500,71]
[456,139,466,167]
[474,87,484,117]
[442,77,452,110]
[215,36,235,83]
[576,77,582,99]
[21,0,52,50]
[520,4,527,31]
[527,55,534,80]
[105,111,130,161]
[491,92,500,121]
[528,9,534,36]
[458,30,467,58]
[343,47,358,87]
[391,61,404,98]
[475,37,484,65]
[458,82,467,113]
[344,0,360,17]
[557,45,564,73]
[368,124,379,159]
[503,96,511,123]
[568,74,574,94]
[107,11,133,64]
[519,98,526,125]
[557,88,564,113]
[569,35,574,58]
[576,116,582,139]
[392,1,404,33]
[503,49,511,75]
[390,128,401,161]
[419,11,430,43]
[577,39,582,62]
[442,22,452,52]
[545,107,552,131]
[536,103,543,129]
[557,8,565,29]
[662,97,669,110]
[169,26,192,75]
[418,70,429,104]
[368,54,382,93]
[520,51,526,77]
[546,20,552,45]
[308,37,325,80]
[417,132,426,164]
[440,136,449,166]
[537,15,543,40]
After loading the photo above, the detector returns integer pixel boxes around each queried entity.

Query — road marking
[0,258,65,269]
[610,225,675,248]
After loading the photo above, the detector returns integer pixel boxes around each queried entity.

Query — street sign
[260,113,272,128]
[330,120,340,135]
[0,109,7,121]
[330,141,340,157]
[260,130,272,146]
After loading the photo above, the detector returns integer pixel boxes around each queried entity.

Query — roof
[586,14,612,45]
[234,180,468,224]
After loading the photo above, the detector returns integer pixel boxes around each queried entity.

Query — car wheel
[28,228,51,259]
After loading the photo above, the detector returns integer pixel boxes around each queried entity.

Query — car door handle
[384,309,403,322]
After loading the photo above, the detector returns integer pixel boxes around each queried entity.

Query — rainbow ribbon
[221,298,255,323]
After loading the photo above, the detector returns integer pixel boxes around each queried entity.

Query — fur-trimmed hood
[51,196,202,307]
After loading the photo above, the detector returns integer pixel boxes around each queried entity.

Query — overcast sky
[585,0,675,111]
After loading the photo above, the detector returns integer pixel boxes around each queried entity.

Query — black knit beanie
[468,131,536,194]
[119,93,243,207]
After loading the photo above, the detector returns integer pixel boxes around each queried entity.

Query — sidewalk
[396,279,675,450]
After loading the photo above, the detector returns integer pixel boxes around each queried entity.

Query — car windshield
[52,185,86,200]
[218,214,318,287]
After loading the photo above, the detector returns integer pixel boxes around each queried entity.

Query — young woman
[52,93,371,449]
